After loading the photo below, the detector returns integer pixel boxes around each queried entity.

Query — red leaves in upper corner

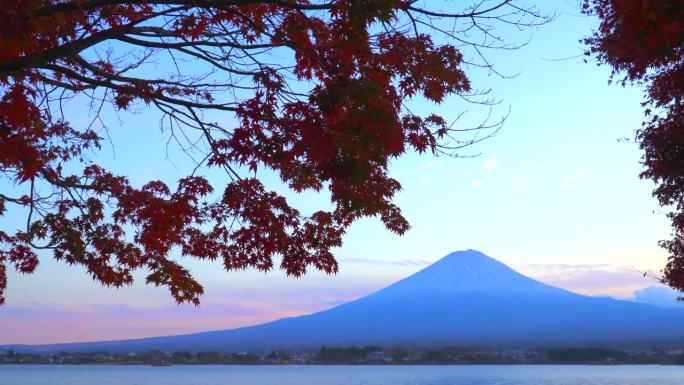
[583,0,684,82]
[585,0,684,290]
[0,0,511,305]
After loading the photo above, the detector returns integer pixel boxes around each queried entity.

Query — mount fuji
[7,250,684,352]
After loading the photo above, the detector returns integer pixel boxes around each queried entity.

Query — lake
[3,365,684,385]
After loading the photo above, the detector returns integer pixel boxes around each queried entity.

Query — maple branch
[406,0,514,18]
[0,0,552,305]
[0,7,184,76]
[39,63,240,112]
[28,0,335,18]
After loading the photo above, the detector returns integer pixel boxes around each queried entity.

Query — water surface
[3,364,684,385]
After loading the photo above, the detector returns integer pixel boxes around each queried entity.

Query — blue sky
[1,1,678,344]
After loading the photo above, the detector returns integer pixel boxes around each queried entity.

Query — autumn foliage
[0,0,545,305]
[584,0,684,291]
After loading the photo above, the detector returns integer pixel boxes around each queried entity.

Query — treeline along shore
[3,346,684,365]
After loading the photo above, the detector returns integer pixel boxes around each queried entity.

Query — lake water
[2,365,684,385]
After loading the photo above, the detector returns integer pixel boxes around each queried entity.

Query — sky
[1,0,681,345]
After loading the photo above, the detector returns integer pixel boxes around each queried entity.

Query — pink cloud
[2,261,663,345]
[519,263,659,297]
[0,280,383,345]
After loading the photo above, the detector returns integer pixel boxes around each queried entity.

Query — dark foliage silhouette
[584,0,684,292]
[0,1,547,304]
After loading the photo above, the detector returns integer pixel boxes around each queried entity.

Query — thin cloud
[0,283,382,345]
[345,258,432,267]
[419,159,443,170]
[483,155,499,170]
[563,169,586,189]
[519,262,656,297]
[512,177,526,191]
[471,179,484,188]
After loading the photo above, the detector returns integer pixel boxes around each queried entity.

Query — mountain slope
[7,250,684,352]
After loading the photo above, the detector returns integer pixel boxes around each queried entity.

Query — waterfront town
[3,346,684,366]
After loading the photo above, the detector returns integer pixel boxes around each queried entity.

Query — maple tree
[584,0,684,292]
[0,0,547,305]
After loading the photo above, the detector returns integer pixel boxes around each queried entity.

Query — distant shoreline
[3,346,683,366]
[2,362,683,366]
